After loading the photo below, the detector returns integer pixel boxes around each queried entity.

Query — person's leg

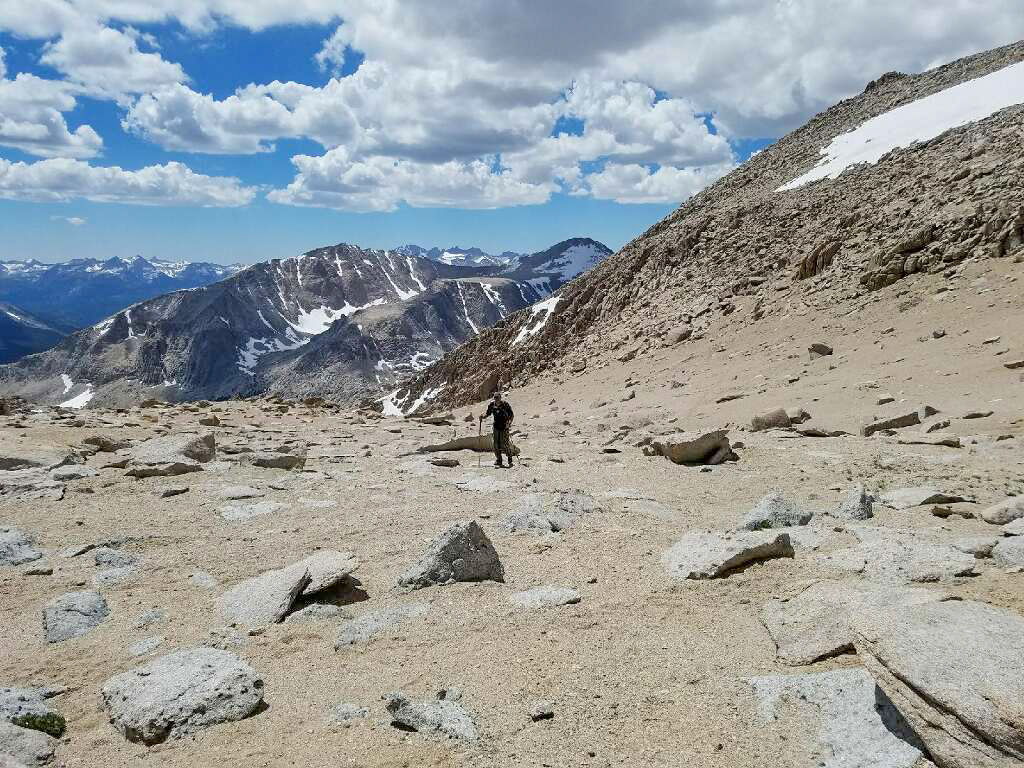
[503,431,514,466]
[492,429,503,466]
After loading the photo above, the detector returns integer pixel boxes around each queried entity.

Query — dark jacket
[484,401,514,431]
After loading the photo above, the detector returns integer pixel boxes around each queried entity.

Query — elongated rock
[852,599,1024,768]
[214,564,310,628]
[662,530,793,580]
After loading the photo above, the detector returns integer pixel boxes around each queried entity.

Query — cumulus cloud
[50,214,86,225]
[3,1,1024,208]
[268,146,552,212]
[0,158,256,206]
[0,73,103,159]
[40,22,186,102]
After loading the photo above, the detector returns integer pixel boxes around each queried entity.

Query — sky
[1,2,1022,265]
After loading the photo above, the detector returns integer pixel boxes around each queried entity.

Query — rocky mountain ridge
[0,239,611,408]
[0,302,68,363]
[0,256,244,329]
[394,41,1024,413]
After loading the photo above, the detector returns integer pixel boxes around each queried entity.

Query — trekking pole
[477,418,482,469]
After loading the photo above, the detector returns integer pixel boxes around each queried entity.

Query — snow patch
[512,295,561,346]
[60,374,73,394]
[60,386,95,409]
[481,282,507,317]
[780,60,1024,190]
[380,384,446,417]
[457,282,479,334]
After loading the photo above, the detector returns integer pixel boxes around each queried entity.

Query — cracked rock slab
[663,530,794,580]
[852,599,1024,768]
[749,667,924,768]
[760,580,948,666]
[101,648,264,745]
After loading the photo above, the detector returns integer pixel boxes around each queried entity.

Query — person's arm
[480,403,493,421]
[506,403,514,424]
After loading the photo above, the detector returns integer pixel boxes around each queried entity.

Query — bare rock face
[852,599,1024,768]
[125,432,215,478]
[398,520,504,589]
[383,688,478,741]
[42,591,109,643]
[748,668,924,768]
[759,581,947,666]
[101,648,264,745]
[662,530,794,580]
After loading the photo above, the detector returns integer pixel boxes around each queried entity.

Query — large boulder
[740,493,813,531]
[125,432,215,478]
[760,581,948,666]
[214,564,310,628]
[646,430,737,465]
[0,527,43,567]
[662,530,793,580]
[42,591,108,643]
[101,648,264,745]
[852,599,1024,768]
[398,520,504,590]
[981,497,1024,525]
[748,668,924,768]
[383,689,478,741]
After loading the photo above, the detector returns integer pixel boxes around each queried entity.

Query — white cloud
[585,162,735,204]
[0,73,103,159]
[3,1,1024,208]
[40,22,186,102]
[51,214,86,225]
[0,158,256,206]
[0,46,5,79]
[268,146,552,212]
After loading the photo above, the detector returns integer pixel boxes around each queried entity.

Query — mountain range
[0,302,71,364]
[0,238,611,407]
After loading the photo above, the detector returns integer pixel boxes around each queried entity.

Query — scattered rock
[218,501,287,521]
[529,701,555,722]
[963,409,994,419]
[0,527,43,566]
[383,688,478,741]
[101,648,264,745]
[662,530,793,580]
[49,465,97,481]
[953,535,1000,559]
[508,586,581,608]
[749,668,923,768]
[833,485,874,521]
[125,432,216,478]
[504,493,571,534]
[860,406,938,437]
[294,550,359,596]
[335,602,429,647]
[157,486,189,498]
[980,497,1024,525]
[817,526,978,584]
[284,603,342,623]
[219,485,264,500]
[740,493,813,531]
[83,435,130,452]
[328,702,369,725]
[214,563,310,628]
[398,520,504,590]
[428,458,459,468]
[750,408,791,432]
[646,430,737,465]
[992,537,1024,568]
[42,591,109,643]
[852,599,1024,768]
[808,342,833,358]
[879,487,969,509]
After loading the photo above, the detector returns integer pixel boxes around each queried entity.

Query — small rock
[42,590,109,643]
[383,688,478,741]
[740,493,813,530]
[509,586,581,608]
[157,487,189,498]
[0,527,43,566]
[808,342,833,358]
[834,485,874,521]
[663,530,793,580]
[529,701,555,722]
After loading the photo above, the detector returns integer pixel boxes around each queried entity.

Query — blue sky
[1,2,1018,265]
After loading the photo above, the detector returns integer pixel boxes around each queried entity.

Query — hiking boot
[494,461,504,468]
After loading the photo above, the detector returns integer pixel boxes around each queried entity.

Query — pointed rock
[398,520,503,590]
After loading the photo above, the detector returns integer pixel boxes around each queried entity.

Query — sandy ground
[1,255,1022,768]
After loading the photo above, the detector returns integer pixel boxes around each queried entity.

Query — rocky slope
[0,302,68,363]
[0,256,243,330]
[395,41,1024,413]
[0,239,610,408]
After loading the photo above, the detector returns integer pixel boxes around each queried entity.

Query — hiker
[479,391,515,468]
